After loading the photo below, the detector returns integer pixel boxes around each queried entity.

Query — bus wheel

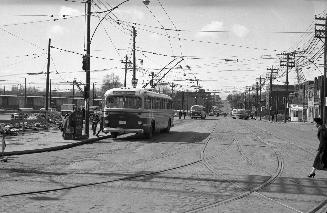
[111,132,118,138]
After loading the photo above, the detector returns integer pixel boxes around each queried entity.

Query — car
[190,105,206,119]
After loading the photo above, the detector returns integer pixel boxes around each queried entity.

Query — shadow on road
[114,131,210,144]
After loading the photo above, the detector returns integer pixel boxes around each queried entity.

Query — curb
[2,135,112,157]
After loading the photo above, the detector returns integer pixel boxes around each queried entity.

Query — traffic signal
[84,85,89,99]
[82,55,88,70]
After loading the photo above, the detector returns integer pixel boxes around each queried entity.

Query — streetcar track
[240,120,327,213]
[182,120,287,213]
[0,121,220,199]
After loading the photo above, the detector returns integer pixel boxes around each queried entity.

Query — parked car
[190,105,206,119]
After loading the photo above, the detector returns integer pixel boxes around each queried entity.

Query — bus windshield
[191,105,203,111]
[105,96,142,109]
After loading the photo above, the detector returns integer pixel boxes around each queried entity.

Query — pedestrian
[96,114,104,137]
[178,110,182,119]
[308,117,327,178]
[183,110,186,119]
[92,114,100,135]
[0,125,8,162]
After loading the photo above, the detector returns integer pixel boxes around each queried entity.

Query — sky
[0,0,326,99]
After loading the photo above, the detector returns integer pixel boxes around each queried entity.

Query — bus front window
[106,96,141,109]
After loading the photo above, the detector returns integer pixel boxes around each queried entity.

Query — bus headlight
[104,119,109,124]
[138,121,143,125]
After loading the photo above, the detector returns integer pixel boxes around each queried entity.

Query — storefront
[289,104,303,122]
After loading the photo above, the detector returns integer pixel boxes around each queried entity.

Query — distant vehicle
[102,88,174,138]
[190,105,206,119]
[60,104,76,116]
[231,109,249,120]
[40,108,57,112]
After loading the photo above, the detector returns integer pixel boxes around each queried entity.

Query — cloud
[196,21,224,38]
[48,25,64,38]
[149,33,160,40]
[58,6,81,17]
[231,24,249,38]
[116,8,145,21]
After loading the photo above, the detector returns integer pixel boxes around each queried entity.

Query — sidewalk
[3,127,109,153]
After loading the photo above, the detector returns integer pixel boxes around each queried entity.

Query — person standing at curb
[0,124,8,162]
[308,117,327,178]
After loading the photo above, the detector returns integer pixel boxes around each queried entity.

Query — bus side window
[145,97,149,109]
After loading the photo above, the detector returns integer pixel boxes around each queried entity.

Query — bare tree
[101,73,123,94]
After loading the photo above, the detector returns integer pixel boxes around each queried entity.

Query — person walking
[308,117,327,178]
[92,114,100,135]
[96,114,104,137]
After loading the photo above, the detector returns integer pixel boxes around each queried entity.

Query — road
[0,116,326,213]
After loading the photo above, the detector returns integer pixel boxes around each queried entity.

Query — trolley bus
[103,88,174,138]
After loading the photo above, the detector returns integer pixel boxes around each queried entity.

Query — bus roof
[104,87,172,100]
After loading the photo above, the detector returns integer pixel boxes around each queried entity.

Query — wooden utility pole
[84,0,91,137]
[121,55,129,87]
[280,52,295,123]
[256,81,259,118]
[24,77,27,108]
[267,66,278,121]
[45,38,51,129]
[132,26,137,88]
[50,79,52,108]
[72,80,75,100]
[315,15,327,124]
[45,38,51,111]
[92,82,95,106]
[259,76,262,120]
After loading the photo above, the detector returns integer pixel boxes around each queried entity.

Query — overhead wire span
[50,45,115,60]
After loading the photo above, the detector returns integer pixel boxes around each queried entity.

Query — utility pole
[248,87,251,110]
[150,72,154,88]
[45,38,51,111]
[45,38,51,129]
[258,77,262,120]
[72,80,75,100]
[3,86,5,95]
[132,26,137,88]
[280,52,295,123]
[267,66,278,121]
[84,0,91,137]
[121,55,131,87]
[24,77,27,108]
[315,14,327,125]
[256,81,259,118]
[50,79,52,108]
[92,82,95,106]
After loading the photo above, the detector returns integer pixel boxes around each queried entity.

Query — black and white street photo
[1,0,327,212]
